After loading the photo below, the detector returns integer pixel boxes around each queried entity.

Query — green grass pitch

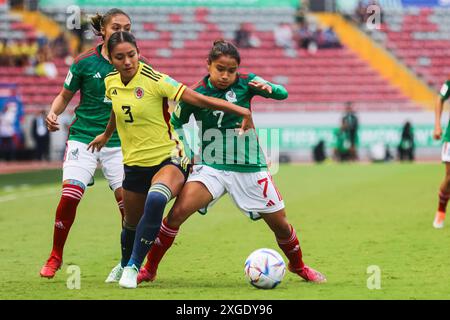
[0,163,449,300]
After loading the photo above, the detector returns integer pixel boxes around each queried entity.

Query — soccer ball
[244,248,286,289]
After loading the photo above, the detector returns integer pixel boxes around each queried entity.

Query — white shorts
[62,140,123,191]
[442,142,450,162]
[187,165,285,220]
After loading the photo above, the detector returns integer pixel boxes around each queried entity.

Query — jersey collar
[206,77,217,91]
[121,62,144,87]
[97,44,110,64]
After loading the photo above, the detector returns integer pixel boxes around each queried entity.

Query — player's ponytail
[208,39,241,65]
[90,13,103,37]
[107,31,138,59]
[90,8,131,40]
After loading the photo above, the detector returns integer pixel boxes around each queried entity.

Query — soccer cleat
[433,211,446,229]
[119,264,139,289]
[137,267,157,284]
[289,264,327,283]
[105,263,124,283]
[40,255,62,278]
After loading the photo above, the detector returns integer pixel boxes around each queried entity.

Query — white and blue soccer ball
[244,248,286,289]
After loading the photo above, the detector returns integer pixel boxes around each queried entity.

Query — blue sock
[120,223,136,268]
[127,183,171,269]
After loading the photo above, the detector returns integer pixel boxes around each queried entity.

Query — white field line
[0,187,60,203]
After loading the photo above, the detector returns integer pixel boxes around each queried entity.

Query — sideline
[0,161,61,174]
[0,187,59,203]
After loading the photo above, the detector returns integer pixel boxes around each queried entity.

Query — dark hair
[107,31,138,59]
[91,8,131,40]
[208,39,241,65]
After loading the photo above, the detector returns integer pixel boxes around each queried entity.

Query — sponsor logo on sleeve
[164,76,180,87]
[441,83,449,96]
[65,70,73,86]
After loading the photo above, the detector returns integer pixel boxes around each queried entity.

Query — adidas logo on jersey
[93,72,101,79]
[112,89,117,95]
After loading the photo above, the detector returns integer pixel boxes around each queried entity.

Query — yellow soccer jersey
[105,62,187,167]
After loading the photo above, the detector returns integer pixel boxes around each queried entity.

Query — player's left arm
[248,75,288,100]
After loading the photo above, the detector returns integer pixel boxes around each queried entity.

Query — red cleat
[40,255,62,278]
[289,264,327,283]
[137,267,157,284]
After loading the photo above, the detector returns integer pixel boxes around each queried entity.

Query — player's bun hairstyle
[107,31,138,59]
[208,39,241,65]
[91,8,131,40]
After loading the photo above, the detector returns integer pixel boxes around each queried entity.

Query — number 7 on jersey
[213,111,224,128]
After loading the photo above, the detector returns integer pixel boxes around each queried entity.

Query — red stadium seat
[9,6,417,113]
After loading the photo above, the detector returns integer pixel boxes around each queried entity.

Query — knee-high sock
[276,225,305,270]
[438,190,450,213]
[127,183,171,269]
[120,221,136,268]
[51,183,85,259]
[144,217,179,272]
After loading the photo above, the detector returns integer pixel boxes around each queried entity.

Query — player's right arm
[435,98,444,140]
[434,81,450,140]
[87,109,116,152]
[155,71,253,133]
[46,88,75,132]
[46,63,81,131]
[180,88,253,134]
[87,77,116,153]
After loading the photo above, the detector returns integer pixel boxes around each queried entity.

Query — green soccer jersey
[171,73,288,172]
[440,80,450,142]
[63,44,120,147]
[334,128,352,152]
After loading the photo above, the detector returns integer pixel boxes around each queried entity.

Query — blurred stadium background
[0,0,448,167]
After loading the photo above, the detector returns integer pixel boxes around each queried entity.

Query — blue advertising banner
[339,0,450,12]
[0,84,25,148]
[401,0,450,7]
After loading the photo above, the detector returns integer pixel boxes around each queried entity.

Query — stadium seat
[5,5,418,114]
[370,6,450,89]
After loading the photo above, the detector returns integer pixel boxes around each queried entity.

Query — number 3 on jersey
[122,105,134,123]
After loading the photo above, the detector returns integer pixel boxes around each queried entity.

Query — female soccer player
[433,78,450,228]
[87,32,253,288]
[138,40,326,284]
[40,9,138,278]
